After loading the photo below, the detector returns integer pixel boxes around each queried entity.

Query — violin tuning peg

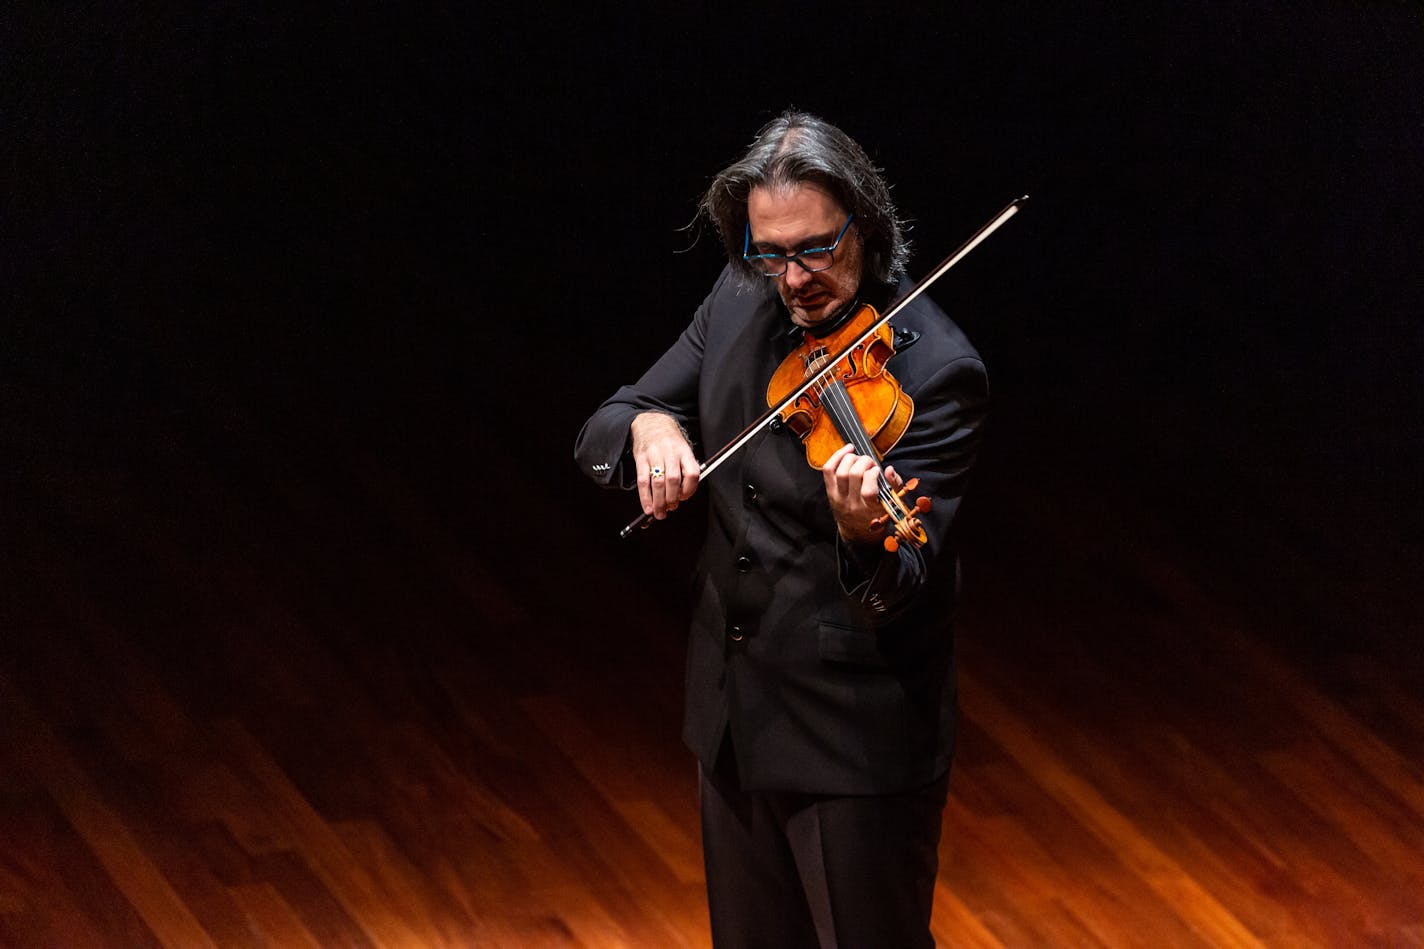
[915,496,932,513]
[883,536,899,553]
[902,477,920,493]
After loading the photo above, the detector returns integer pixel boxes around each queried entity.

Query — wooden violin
[767,302,931,551]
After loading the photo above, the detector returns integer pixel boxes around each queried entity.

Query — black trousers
[698,739,950,949]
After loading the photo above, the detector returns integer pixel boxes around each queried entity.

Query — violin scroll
[870,477,932,552]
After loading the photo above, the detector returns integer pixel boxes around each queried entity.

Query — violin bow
[620,194,1029,539]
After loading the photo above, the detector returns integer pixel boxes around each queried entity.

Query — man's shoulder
[893,289,982,368]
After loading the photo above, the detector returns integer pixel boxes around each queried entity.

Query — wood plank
[212,718,434,946]
[960,668,1267,947]
[0,672,216,949]
[226,882,324,949]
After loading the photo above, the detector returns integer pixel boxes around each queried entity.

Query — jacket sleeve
[836,351,989,619]
[573,267,728,489]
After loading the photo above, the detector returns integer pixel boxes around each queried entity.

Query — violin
[767,302,931,552]
[620,195,1028,543]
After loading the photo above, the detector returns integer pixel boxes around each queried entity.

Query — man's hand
[822,443,900,546]
[631,412,700,520]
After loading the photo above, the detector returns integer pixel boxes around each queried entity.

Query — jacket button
[728,625,745,642]
[736,556,752,573]
[744,483,758,502]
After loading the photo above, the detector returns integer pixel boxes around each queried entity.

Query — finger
[839,450,877,493]
[665,443,692,503]
[883,464,903,490]
[678,453,701,501]
[860,464,884,503]
[648,460,670,518]
[662,462,682,513]
[822,443,856,477]
[680,467,700,501]
[636,458,654,515]
[821,444,852,498]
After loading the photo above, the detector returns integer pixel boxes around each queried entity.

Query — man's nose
[783,262,812,290]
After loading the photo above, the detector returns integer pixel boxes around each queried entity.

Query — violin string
[809,348,893,501]
[826,381,901,518]
[806,347,902,518]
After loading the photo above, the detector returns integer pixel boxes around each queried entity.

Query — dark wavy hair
[700,111,910,285]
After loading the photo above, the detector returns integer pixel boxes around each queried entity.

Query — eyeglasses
[742,212,855,277]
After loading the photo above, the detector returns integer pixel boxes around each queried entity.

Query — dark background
[6,3,1422,660]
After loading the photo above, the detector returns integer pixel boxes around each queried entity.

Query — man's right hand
[631,412,700,519]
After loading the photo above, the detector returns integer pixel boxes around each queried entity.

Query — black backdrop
[7,4,1422,652]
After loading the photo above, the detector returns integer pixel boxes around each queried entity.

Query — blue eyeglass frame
[742,212,855,276]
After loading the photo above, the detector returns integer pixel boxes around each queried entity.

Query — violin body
[766,304,915,468]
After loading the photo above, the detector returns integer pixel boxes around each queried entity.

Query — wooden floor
[3,373,1422,947]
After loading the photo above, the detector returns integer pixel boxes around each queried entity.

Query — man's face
[746,182,863,329]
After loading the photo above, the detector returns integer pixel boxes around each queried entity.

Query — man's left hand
[822,443,900,547]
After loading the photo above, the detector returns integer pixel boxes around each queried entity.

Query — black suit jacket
[576,267,988,794]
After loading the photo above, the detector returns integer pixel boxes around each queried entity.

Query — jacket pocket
[818,620,889,668]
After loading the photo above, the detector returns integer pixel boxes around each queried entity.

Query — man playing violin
[576,111,989,948]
